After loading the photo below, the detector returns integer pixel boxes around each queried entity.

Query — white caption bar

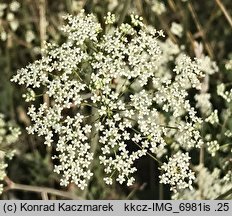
[0,200,231,216]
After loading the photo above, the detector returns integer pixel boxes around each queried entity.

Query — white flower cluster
[151,0,166,15]
[159,152,195,192]
[225,59,232,70]
[104,12,116,25]
[0,113,21,194]
[22,88,36,102]
[194,56,218,116]
[205,110,219,125]
[206,140,220,157]
[173,165,232,199]
[197,56,218,75]
[217,83,232,103]
[195,93,212,115]
[0,1,20,41]
[12,11,207,190]
[223,170,232,182]
[174,54,205,90]
[170,22,183,38]
[225,130,232,138]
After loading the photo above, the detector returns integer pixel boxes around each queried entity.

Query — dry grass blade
[215,187,232,200]
[4,177,81,200]
[187,2,214,58]
[215,0,232,28]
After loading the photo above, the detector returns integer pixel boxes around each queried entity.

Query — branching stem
[4,177,81,200]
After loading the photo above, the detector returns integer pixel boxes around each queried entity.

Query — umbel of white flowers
[11,10,217,191]
[0,114,21,194]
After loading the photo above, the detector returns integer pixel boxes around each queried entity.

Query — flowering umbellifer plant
[12,10,213,192]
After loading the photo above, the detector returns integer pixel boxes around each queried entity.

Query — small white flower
[170,22,183,38]
[132,134,142,143]
[116,175,125,184]
[104,177,113,185]
[9,1,20,12]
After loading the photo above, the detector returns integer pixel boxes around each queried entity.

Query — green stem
[133,141,161,165]
[81,107,99,199]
